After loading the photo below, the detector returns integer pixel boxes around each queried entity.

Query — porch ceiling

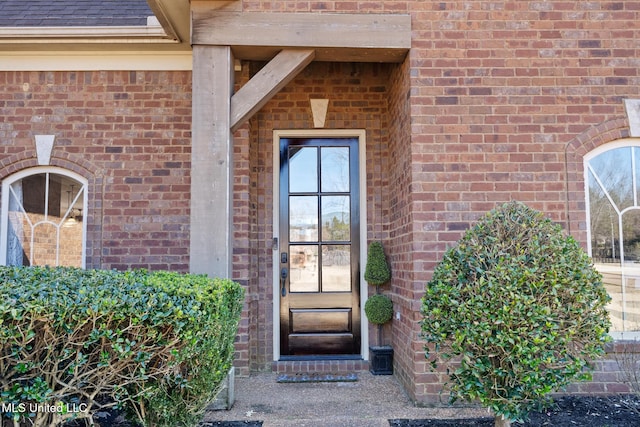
[192,10,411,63]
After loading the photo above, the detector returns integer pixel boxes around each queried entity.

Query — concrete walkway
[203,372,488,427]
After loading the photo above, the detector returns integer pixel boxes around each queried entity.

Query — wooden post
[190,45,234,278]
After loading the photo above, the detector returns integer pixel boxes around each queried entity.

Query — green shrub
[364,241,393,347]
[364,241,391,286]
[0,266,244,427]
[364,294,394,325]
[421,202,611,427]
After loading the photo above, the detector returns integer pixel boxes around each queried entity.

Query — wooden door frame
[273,129,368,361]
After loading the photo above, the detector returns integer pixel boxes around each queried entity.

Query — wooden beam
[192,11,410,62]
[190,45,234,278]
[230,49,315,132]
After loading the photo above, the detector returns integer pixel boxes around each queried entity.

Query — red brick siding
[404,1,640,402]
[386,55,421,398]
[0,71,192,271]
[231,66,253,377]
[234,0,640,404]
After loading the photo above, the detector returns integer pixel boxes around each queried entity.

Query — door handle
[280,267,288,297]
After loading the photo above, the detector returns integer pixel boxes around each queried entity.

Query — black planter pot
[369,345,394,375]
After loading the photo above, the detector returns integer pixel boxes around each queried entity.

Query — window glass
[321,196,350,242]
[289,196,318,242]
[2,169,85,267]
[321,147,350,192]
[321,245,351,292]
[589,147,634,211]
[289,147,318,193]
[289,245,318,292]
[587,144,640,335]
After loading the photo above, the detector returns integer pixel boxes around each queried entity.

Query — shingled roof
[0,0,154,27]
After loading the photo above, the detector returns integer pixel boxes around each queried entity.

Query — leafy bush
[421,201,611,427]
[364,294,394,325]
[0,266,244,427]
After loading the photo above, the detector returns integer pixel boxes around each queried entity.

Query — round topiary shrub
[365,294,393,325]
[421,201,611,427]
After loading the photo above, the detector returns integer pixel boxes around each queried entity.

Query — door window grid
[288,146,352,293]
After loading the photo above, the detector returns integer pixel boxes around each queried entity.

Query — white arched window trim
[0,166,88,268]
[584,137,640,340]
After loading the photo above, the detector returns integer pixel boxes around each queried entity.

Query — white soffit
[0,51,192,71]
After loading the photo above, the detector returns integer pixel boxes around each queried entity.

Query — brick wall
[386,56,419,397]
[405,1,640,403]
[233,0,640,403]
[231,65,253,376]
[0,70,192,271]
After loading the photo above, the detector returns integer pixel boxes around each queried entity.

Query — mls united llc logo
[1,402,88,414]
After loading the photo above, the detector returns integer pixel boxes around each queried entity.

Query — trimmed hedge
[0,266,244,427]
[421,202,611,425]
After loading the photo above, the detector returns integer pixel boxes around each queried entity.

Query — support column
[190,45,234,277]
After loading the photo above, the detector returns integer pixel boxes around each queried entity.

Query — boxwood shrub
[0,266,244,427]
[421,201,611,426]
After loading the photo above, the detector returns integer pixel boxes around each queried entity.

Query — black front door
[279,137,361,356]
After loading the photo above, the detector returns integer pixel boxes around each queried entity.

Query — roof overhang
[191,9,411,63]
[0,0,410,66]
[0,0,191,53]
[146,0,191,44]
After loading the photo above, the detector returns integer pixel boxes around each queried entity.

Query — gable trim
[0,25,171,41]
[0,51,192,71]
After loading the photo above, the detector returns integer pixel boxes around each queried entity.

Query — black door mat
[389,419,492,426]
[64,416,263,427]
[203,422,263,427]
[276,372,358,383]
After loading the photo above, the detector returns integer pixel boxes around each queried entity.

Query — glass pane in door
[289,147,318,193]
[289,196,318,242]
[321,147,350,192]
[322,245,351,292]
[290,245,319,292]
[321,196,350,241]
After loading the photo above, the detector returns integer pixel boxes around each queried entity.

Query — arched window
[0,167,87,268]
[585,139,640,338]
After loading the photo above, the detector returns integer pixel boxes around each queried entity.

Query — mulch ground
[390,395,640,427]
[55,394,640,427]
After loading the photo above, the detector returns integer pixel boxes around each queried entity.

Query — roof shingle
[0,0,154,27]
